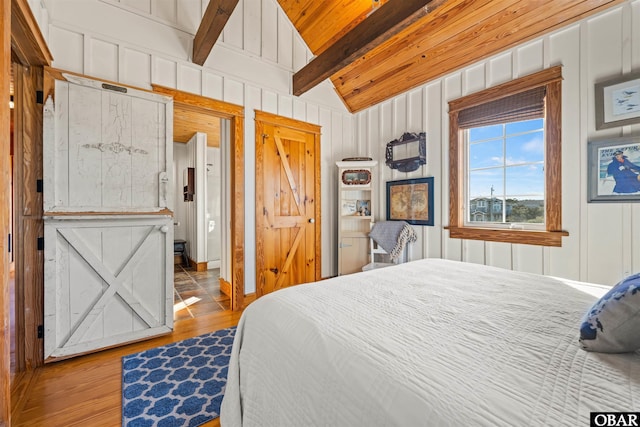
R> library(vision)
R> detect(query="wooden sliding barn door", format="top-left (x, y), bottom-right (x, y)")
top-left (255, 111), bottom-right (321, 297)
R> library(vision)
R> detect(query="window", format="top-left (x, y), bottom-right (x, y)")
top-left (467, 119), bottom-right (544, 228)
top-left (446, 66), bottom-right (568, 246)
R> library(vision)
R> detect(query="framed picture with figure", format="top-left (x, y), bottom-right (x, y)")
top-left (587, 136), bottom-right (640, 202)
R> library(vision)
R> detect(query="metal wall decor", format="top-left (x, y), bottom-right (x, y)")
top-left (385, 132), bottom-right (426, 172)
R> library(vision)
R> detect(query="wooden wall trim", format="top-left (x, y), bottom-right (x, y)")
top-left (219, 277), bottom-right (231, 298)
top-left (448, 66), bottom-right (563, 112)
top-left (187, 258), bottom-right (208, 272)
top-left (10, 0), bottom-right (52, 66)
top-left (1, 0), bottom-right (11, 422)
top-left (152, 85), bottom-right (244, 119)
top-left (254, 110), bottom-right (321, 134)
top-left (242, 292), bottom-right (257, 308)
top-left (446, 66), bottom-right (567, 247)
top-left (230, 113), bottom-right (245, 311)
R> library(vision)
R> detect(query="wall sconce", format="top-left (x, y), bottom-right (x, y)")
top-left (9, 95), bottom-right (14, 109)
top-left (385, 132), bottom-right (426, 172)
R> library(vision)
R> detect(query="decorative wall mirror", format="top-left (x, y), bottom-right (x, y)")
top-left (385, 132), bottom-right (426, 172)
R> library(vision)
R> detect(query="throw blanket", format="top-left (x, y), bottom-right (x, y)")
top-left (369, 221), bottom-right (417, 261)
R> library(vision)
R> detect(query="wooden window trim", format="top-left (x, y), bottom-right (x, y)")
top-left (445, 66), bottom-right (568, 247)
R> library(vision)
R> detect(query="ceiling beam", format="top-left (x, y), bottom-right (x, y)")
top-left (192, 0), bottom-right (239, 66)
top-left (293, 0), bottom-right (443, 96)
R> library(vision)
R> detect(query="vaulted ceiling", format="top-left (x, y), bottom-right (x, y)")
top-left (195, 0), bottom-right (624, 113)
top-left (278, 0), bottom-right (623, 113)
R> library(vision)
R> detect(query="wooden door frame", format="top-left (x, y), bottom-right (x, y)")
top-left (152, 85), bottom-right (245, 311)
top-left (3, 0), bottom-right (52, 423)
top-left (12, 62), bottom-right (44, 372)
top-left (254, 110), bottom-right (322, 295)
top-left (1, 2), bottom-right (10, 423)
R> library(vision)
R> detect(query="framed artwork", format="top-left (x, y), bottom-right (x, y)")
top-left (587, 136), bottom-right (640, 202)
top-left (595, 72), bottom-right (640, 130)
top-left (356, 199), bottom-right (371, 216)
top-left (386, 177), bottom-right (434, 226)
top-left (341, 200), bottom-right (357, 216)
top-left (341, 169), bottom-right (371, 186)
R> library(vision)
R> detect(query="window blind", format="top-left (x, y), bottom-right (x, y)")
top-left (458, 86), bottom-right (546, 129)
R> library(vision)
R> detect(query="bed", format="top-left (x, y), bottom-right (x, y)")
top-left (220, 258), bottom-right (640, 426)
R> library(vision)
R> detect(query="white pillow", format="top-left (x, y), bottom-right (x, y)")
top-left (579, 272), bottom-right (640, 353)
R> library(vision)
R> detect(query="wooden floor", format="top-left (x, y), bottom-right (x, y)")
top-left (10, 309), bottom-right (242, 426)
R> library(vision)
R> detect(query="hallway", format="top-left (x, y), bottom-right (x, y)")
top-left (173, 266), bottom-right (231, 321)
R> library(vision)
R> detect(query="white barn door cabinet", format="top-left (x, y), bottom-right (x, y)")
top-left (42, 74), bottom-right (174, 361)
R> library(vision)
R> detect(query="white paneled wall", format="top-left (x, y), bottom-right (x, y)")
top-left (44, 0), bottom-right (353, 292)
top-left (38, 0), bottom-right (640, 290)
top-left (94, 0), bottom-right (312, 77)
top-left (354, 1), bottom-right (640, 286)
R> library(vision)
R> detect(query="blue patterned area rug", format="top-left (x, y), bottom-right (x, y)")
top-left (122, 327), bottom-right (236, 427)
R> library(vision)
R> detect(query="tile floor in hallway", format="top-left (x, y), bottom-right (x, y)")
top-left (173, 265), bottom-right (231, 321)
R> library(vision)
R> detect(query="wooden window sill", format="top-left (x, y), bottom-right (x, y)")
top-left (445, 226), bottom-right (569, 247)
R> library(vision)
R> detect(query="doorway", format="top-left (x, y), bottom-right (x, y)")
top-left (153, 85), bottom-right (245, 310)
top-left (172, 123), bottom-right (228, 319)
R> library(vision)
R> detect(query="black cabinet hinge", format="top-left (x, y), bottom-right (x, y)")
top-left (37, 237), bottom-right (44, 251)
top-left (37, 325), bottom-right (44, 339)
top-left (36, 179), bottom-right (43, 193)
top-left (36, 90), bottom-right (44, 104)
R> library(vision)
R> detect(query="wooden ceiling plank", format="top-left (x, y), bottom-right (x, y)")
top-left (300, 1), bottom-right (372, 54)
top-left (192, 0), bottom-right (240, 66)
top-left (335, 0), bottom-right (520, 95)
top-left (340, 0), bottom-right (623, 112)
top-left (337, 0), bottom-right (606, 108)
top-left (173, 104), bottom-right (221, 146)
top-left (277, 0), bottom-right (318, 27)
top-left (292, 0), bottom-right (445, 96)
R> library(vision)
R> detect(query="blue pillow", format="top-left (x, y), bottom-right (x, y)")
top-left (579, 272), bottom-right (640, 353)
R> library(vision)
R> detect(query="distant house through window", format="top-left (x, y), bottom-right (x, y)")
top-left (446, 66), bottom-right (568, 247)
top-left (467, 118), bottom-right (544, 228)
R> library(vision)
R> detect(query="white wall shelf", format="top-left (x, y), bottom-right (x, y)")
top-left (337, 160), bottom-right (377, 275)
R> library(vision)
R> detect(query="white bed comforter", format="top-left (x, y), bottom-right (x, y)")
top-left (221, 259), bottom-right (640, 426)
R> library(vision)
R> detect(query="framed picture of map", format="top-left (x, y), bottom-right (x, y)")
top-left (386, 177), bottom-right (434, 226)
top-left (595, 71), bottom-right (640, 130)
